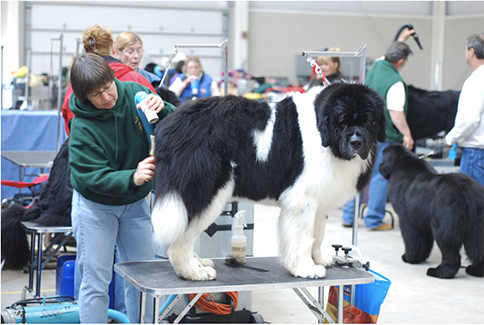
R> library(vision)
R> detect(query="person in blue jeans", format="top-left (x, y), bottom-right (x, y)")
top-left (342, 28), bottom-right (417, 230)
top-left (69, 53), bottom-right (175, 323)
top-left (444, 34), bottom-right (484, 188)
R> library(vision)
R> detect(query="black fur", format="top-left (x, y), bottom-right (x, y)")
top-left (380, 143), bottom-right (483, 278)
top-left (154, 82), bottom-right (386, 222)
top-left (406, 85), bottom-right (459, 140)
top-left (156, 86), bottom-right (182, 108)
top-left (1, 139), bottom-right (72, 270)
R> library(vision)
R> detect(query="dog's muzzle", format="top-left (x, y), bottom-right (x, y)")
top-left (342, 135), bottom-right (370, 160)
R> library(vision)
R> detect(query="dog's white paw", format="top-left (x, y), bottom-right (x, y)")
top-left (292, 264), bottom-right (327, 279)
top-left (313, 254), bottom-right (333, 267)
top-left (179, 266), bottom-right (217, 281)
top-left (198, 258), bottom-right (214, 268)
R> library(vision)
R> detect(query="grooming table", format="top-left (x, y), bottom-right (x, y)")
top-left (2, 151), bottom-right (57, 195)
top-left (115, 257), bottom-right (374, 324)
top-left (20, 221), bottom-right (74, 299)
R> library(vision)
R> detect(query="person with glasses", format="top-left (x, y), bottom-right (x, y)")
top-left (114, 31), bottom-right (161, 85)
top-left (169, 56), bottom-right (221, 102)
top-left (62, 25), bottom-right (157, 136)
top-left (444, 34), bottom-right (484, 188)
top-left (68, 53), bottom-right (176, 323)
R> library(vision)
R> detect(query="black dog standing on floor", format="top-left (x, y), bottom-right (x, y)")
top-left (380, 143), bottom-right (483, 278)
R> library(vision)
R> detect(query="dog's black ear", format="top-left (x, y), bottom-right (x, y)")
top-left (319, 114), bottom-right (332, 147)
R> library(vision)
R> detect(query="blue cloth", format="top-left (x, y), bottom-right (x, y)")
top-left (342, 142), bottom-right (390, 228)
top-left (1, 110), bottom-right (68, 201)
top-left (72, 189), bottom-right (154, 323)
top-left (460, 147), bottom-right (484, 188)
top-left (138, 68), bottom-right (161, 84)
top-left (179, 73), bottom-right (213, 102)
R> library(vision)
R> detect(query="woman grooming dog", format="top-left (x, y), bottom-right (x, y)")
top-left (68, 53), bottom-right (175, 323)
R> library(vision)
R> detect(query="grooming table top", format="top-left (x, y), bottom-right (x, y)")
top-left (21, 221), bottom-right (72, 234)
top-left (114, 256), bottom-right (374, 297)
top-left (2, 151), bottom-right (57, 168)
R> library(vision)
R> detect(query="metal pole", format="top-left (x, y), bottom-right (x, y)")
top-left (51, 34), bottom-right (64, 152)
top-left (1, 45), bottom-right (3, 110)
top-left (25, 50), bottom-right (31, 109)
top-left (75, 37), bottom-right (82, 58)
top-left (174, 39), bottom-right (229, 95)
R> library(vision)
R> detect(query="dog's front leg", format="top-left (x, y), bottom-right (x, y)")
top-left (312, 212), bottom-right (333, 267)
top-left (278, 204), bottom-right (327, 278)
top-left (168, 228), bottom-right (216, 281)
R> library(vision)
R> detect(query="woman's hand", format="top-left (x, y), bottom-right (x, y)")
top-left (133, 156), bottom-right (156, 186)
top-left (137, 93), bottom-right (164, 114)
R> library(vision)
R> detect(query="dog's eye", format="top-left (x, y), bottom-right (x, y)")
top-left (366, 121), bottom-right (370, 125)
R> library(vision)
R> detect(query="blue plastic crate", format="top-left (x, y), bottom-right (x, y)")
top-left (56, 255), bottom-right (115, 309)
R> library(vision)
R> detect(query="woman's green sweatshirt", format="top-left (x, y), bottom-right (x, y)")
top-left (69, 79), bottom-right (176, 205)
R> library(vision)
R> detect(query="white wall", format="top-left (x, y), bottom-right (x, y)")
top-left (2, 1), bottom-right (484, 97)
top-left (246, 1), bottom-right (484, 90)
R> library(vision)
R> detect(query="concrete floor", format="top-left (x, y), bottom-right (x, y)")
top-left (2, 203), bottom-right (484, 323)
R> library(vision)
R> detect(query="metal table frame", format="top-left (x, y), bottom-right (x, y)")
top-left (115, 257), bottom-right (374, 324)
top-left (20, 221), bottom-right (73, 299)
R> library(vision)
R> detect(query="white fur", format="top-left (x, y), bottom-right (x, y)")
top-left (253, 104), bottom-right (277, 162)
top-left (155, 178), bottom-right (236, 280)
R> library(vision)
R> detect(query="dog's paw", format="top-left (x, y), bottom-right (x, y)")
top-left (313, 254), bottom-right (333, 267)
top-left (292, 264), bottom-right (327, 279)
top-left (466, 263), bottom-right (483, 277)
top-left (198, 258), bottom-right (214, 268)
top-left (402, 254), bottom-right (420, 264)
top-left (427, 266), bottom-right (456, 279)
top-left (181, 266), bottom-right (217, 281)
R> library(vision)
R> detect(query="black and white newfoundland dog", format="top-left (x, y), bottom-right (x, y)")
top-left (152, 82), bottom-right (386, 281)
top-left (380, 143), bottom-right (483, 278)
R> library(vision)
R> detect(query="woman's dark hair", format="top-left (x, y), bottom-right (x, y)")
top-left (70, 53), bottom-right (115, 103)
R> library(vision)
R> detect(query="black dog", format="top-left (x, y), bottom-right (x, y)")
top-left (380, 143), bottom-right (483, 278)
top-left (406, 85), bottom-right (459, 141)
top-left (1, 139), bottom-right (72, 270)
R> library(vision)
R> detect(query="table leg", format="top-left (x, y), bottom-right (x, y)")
top-left (318, 286), bottom-right (324, 324)
top-left (337, 284), bottom-right (344, 324)
top-left (35, 233), bottom-right (44, 297)
top-left (174, 292), bottom-right (203, 324)
top-left (140, 291), bottom-right (147, 324)
top-left (153, 296), bottom-right (160, 324)
top-left (28, 232), bottom-right (35, 295)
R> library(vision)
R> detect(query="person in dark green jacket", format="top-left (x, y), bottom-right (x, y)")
top-left (68, 53), bottom-right (175, 323)
top-left (342, 28), bottom-right (417, 230)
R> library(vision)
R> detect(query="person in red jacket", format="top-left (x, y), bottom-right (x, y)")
top-left (62, 25), bottom-right (156, 135)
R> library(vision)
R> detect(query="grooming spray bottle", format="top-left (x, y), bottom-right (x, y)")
top-left (231, 210), bottom-right (247, 264)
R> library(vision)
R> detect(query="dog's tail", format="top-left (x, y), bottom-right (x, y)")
top-left (1, 204), bottom-right (42, 270)
top-left (151, 192), bottom-right (188, 247)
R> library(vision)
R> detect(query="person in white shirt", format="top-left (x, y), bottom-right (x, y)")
top-left (444, 34), bottom-right (484, 187)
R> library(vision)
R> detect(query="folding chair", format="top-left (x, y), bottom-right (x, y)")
top-left (1, 174), bottom-right (49, 208)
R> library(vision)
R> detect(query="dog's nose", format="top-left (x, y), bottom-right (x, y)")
top-left (350, 137), bottom-right (363, 151)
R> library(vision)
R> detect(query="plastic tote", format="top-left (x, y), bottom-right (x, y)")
top-left (325, 270), bottom-right (391, 323)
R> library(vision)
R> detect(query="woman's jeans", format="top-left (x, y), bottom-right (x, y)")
top-left (460, 147), bottom-right (484, 188)
top-left (71, 189), bottom-right (154, 323)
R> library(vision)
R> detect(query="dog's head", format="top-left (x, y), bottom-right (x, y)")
top-left (315, 82), bottom-right (386, 160)
top-left (379, 143), bottom-right (409, 179)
